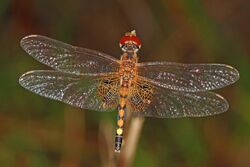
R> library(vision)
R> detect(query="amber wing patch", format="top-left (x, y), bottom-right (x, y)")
top-left (128, 77), bottom-right (154, 113)
top-left (97, 75), bottom-right (120, 108)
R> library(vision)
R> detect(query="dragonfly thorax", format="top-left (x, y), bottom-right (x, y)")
top-left (119, 53), bottom-right (138, 87)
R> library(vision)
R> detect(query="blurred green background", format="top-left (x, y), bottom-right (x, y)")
top-left (0, 0), bottom-right (250, 166)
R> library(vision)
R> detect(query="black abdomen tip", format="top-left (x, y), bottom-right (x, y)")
top-left (115, 136), bottom-right (123, 153)
top-left (115, 143), bottom-right (122, 153)
top-left (115, 136), bottom-right (123, 143)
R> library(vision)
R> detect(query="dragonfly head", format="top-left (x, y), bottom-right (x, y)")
top-left (119, 30), bottom-right (141, 53)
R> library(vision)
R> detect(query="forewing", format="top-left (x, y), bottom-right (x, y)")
top-left (20, 35), bottom-right (120, 75)
top-left (137, 62), bottom-right (239, 92)
top-left (19, 70), bottom-right (119, 112)
top-left (129, 77), bottom-right (229, 118)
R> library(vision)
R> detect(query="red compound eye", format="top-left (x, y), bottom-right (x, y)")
top-left (119, 31), bottom-right (142, 48)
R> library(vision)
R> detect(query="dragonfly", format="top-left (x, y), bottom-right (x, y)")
top-left (19, 30), bottom-right (239, 153)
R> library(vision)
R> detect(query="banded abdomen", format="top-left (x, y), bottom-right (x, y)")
top-left (115, 82), bottom-right (128, 152)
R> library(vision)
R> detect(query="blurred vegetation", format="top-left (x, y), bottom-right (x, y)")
top-left (0, 0), bottom-right (250, 166)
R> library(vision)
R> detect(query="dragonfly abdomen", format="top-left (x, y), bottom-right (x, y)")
top-left (115, 81), bottom-right (129, 152)
top-left (115, 103), bottom-right (126, 152)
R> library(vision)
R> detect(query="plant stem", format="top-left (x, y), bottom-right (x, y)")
top-left (119, 117), bottom-right (145, 167)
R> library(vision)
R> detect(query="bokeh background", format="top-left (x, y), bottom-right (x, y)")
top-left (0, 0), bottom-right (250, 166)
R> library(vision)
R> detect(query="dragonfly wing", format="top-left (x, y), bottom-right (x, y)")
top-left (129, 77), bottom-right (229, 118)
top-left (19, 70), bottom-right (119, 112)
top-left (20, 35), bottom-right (120, 75)
top-left (137, 62), bottom-right (239, 92)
